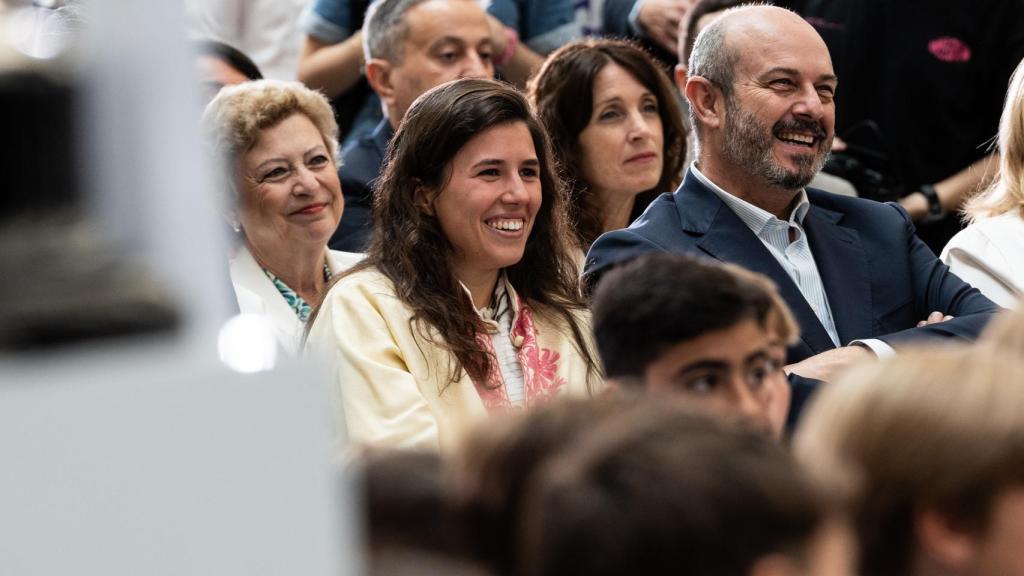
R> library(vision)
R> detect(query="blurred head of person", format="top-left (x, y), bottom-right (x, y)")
top-left (449, 396), bottom-right (631, 575)
top-left (528, 38), bottom-right (686, 251)
top-left (676, 0), bottom-right (747, 76)
top-left (351, 77), bottom-right (596, 387)
top-left (358, 449), bottom-right (493, 576)
top-left (193, 39), bottom-right (263, 104)
top-left (979, 303), bottom-right (1024, 352)
top-left (964, 56), bottom-right (1024, 222)
top-left (591, 253), bottom-right (797, 437)
top-left (517, 396), bottom-right (855, 576)
top-left (795, 346), bottom-right (1024, 576)
top-left (203, 80), bottom-right (342, 304)
top-left (363, 0), bottom-right (494, 129)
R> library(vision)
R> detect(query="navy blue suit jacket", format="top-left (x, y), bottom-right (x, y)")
top-left (329, 118), bottom-right (393, 253)
top-left (584, 170), bottom-right (1001, 421)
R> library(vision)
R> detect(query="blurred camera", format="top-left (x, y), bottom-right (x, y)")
top-left (823, 151), bottom-right (904, 203)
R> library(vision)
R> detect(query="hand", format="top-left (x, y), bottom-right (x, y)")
top-left (636, 0), bottom-right (693, 54)
top-left (486, 15), bottom-right (508, 55)
top-left (917, 311), bottom-right (954, 327)
top-left (784, 345), bottom-right (875, 383)
top-left (831, 135), bottom-right (848, 152)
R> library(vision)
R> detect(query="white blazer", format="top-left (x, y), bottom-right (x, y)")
top-left (941, 211), bottom-right (1024, 308)
top-left (229, 245), bottom-right (363, 355)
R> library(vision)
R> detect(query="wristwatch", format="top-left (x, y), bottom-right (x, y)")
top-left (919, 184), bottom-right (943, 217)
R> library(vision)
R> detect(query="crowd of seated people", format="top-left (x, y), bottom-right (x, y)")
top-left (169, 0), bottom-right (1024, 572)
top-left (306, 79), bottom-right (602, 451)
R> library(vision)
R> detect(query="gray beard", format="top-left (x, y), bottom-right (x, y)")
top-left (721, 97), bottom-right (829, 191)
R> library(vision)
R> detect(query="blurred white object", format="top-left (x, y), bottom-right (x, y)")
top-left (218, 313), bottom-right (279, 373)
top-left (0, 342), bottom-right (359, 575)
top-left (79, 0), bottom-right (235, 339)
top-left (3, 5), bottom-right (70, 59)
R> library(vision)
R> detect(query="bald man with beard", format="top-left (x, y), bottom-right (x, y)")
top-left (583, 5), bottom-right (1000, 423)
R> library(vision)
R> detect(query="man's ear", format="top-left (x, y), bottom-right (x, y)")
top-left (915, 507), bottom-right (979, 571)
top-left (685, 75), bottom-right (725, 131)
top-left (674, 63), bottom-right (689, 92)
top-left (365, 58), bottom-right (396, 106)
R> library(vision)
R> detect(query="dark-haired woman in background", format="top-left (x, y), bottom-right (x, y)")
top-left (306, 78), bottom-right (601, 452)
top-left (193, 40), bottom-right (263, 103)
top-left (528, 38), bottom-right (687, 255)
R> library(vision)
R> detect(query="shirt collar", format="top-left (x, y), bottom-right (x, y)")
top-left (460, 273), bottom-right (520, 333)
top-left (690, 164), bottom-right (810, 234)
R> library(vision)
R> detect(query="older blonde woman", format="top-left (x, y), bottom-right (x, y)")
top-left (203, 80), bottom-right (360, 354)
top-left (941, 58), bottom-right (1024, 308)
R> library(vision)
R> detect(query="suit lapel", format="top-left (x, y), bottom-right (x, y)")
top-left (802, 203), bottom-right (872, 345)
top-left (674, 175), bottom-right (840, 355)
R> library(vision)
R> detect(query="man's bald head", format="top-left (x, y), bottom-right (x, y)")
top-left (686, 5), bottom-right (829, 97)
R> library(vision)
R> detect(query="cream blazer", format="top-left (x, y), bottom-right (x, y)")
top-left (941, 211), bottom-right (1024, 308)
top-left (229, 244), bottom-right (363, 355)
top-left (305, 267), bottom-right (600, 453)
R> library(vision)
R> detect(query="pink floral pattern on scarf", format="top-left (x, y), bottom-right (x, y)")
top-left (474, 303), bottom-right (567, 413)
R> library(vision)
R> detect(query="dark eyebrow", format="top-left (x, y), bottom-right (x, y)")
top-left (471, 158), bottom-right (505, 169)
top-left (594, 95), bottom-right (623, 107)
top-left (471, 158), bottom-right (540, 170)
top-left (743, 350), bottom-right (773, 366)
top-left (677, 359), bottom-right (731, 376)
top-left (594, 89), bottom-right (657, 108)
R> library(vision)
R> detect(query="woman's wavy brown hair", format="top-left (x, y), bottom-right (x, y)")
top-left (528, 38), bottom-right (687, 251)
top-left (328, 78), bottom-right (599, 389)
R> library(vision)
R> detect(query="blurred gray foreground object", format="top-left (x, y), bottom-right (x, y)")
top-left (0, 69), bottom-right (180, 350)
top-left (0, 345), bottom-right (359, 575)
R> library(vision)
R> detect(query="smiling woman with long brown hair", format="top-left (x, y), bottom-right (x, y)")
top-left (306, 78), bottom-right (601, 452)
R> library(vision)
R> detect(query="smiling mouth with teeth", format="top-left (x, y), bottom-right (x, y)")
top-left (487, 218), bottom-right (525, 232)
top-left (777, 131), bottom-right (816, 146)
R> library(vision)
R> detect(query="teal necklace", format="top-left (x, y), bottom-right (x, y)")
top-left (262, 260), bottom-right (332, 323)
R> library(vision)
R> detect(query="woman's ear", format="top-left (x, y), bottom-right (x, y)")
top-left (414, 182), bottom-right (435, 216)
